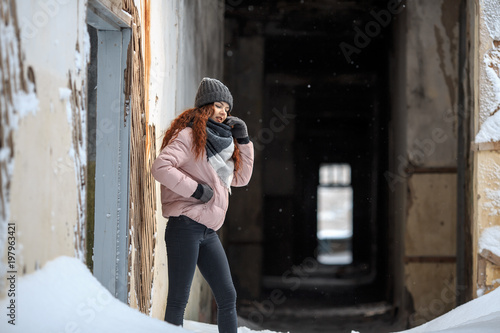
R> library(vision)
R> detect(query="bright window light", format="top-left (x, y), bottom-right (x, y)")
top-left (317, 163), bottom-right (353, 265)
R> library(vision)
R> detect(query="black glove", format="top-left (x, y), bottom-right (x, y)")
top-left (191, 183), bottom-right (214, 203)
top-left (224, 116), bottom-right (249, 144)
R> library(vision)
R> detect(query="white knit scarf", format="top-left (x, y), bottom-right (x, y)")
top-left (205, 119), bottom-right (235, 190)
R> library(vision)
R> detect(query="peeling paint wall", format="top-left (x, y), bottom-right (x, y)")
top-left (0, 0), bottom-right (88, 285)
top-left (0, 0), bottom-right (39, 298)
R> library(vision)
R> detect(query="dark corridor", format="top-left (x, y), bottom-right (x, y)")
top-left (223, 1), bottom-right (405, 332)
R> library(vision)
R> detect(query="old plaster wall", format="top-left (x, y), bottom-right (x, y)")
top-left (0, 0), bottom-right (38, 298)
top-left (2, 0), bottom-right (88, 286)
top-left (148, 0), bottom-right (225, 322)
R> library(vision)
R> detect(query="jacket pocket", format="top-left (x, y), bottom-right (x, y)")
top-left (213, 182), bottom-right (229, 212)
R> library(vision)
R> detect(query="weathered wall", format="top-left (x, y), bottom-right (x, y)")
top-left (148, 0), bottom-right (225, 322)
top-left (0, 0), bottom-right (88, 292)
top-left (406, 1), bottom-right (459, 168)
top-left (0, 0), bottom-right (39, 298)
top-left (390, 0), bottom-right (460, 326)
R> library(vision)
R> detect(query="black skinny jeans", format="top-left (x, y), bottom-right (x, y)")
top-left (164, 215), bottom-right (237, 333)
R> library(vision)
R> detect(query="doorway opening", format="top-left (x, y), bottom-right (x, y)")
top-left (224, 0), bottom-right (403, 332)
top-left (223, 0), bottom-right (398, 331)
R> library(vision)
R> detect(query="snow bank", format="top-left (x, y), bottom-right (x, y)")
top-left (0, 256), bottom-right (279, 333)
top-left (0, 256), bottom-right (188, 333)
top-left (394, 287), bottom-right (500, 333)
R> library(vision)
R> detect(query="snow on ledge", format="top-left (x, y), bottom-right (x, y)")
top-left (475, 109), bottom-right (500, 143)
top-left (0, 256), bottom-right (278, 333)
top-left (479, 226), bottom-right (500, 257)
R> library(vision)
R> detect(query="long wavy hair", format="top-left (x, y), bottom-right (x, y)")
top-left (160, 104), bottom-right (241, 172)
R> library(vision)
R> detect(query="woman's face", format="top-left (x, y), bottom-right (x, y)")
top-left (210, 101), bottom-right (230, 123)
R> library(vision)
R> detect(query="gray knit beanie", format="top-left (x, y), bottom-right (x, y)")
top-left (194, 77), bottom-right (233, 111)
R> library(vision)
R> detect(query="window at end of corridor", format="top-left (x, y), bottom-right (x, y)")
top-left (317, 163), bottom-right (353, 265)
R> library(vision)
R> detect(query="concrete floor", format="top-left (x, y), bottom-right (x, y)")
top-left (238, 300), bottom-right (409, 333)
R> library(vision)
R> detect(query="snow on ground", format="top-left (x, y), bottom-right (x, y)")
top-left (185, 320), bottom-right (279, 333)
top-left (0, 256), bottom-right (280, 333)
top-left (394, 286), bottom-right (500, 333)
top-left (2, 255), bottom-right (500, 333)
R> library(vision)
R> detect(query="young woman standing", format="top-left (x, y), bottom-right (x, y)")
top-left (152, 78), bottom-right (254, 333)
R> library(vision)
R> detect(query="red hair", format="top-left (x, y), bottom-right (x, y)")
top-left (160, 104), bottom-right (241, 172)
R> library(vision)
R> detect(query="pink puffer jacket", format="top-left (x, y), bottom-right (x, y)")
top-left (151, 127), bottom-right (254, 230)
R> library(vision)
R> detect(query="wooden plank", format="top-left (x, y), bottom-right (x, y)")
top-left (477, 256), bottom-right (486, 288)
top-left (480, 249), bottom-right (500, 266)
top-left (470, 141), bottom-right (500, 151)
top-left (87, 4), bottom-right (120, 30)
top-left (125, 13), bottom-right (157, 314)
top-left (88, 0), bottom-right (132, 30)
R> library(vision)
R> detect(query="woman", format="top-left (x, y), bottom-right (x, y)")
top-left (152, 77), bottom-right (254, 333)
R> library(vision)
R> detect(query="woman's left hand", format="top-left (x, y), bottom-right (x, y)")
top-left (225, 116), bottom-right (248, 139)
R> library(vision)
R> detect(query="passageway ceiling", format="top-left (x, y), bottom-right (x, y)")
top-left (226, 0), bottom-right (391, 49)
top-left (226, 0), bottom-right (391, 143)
